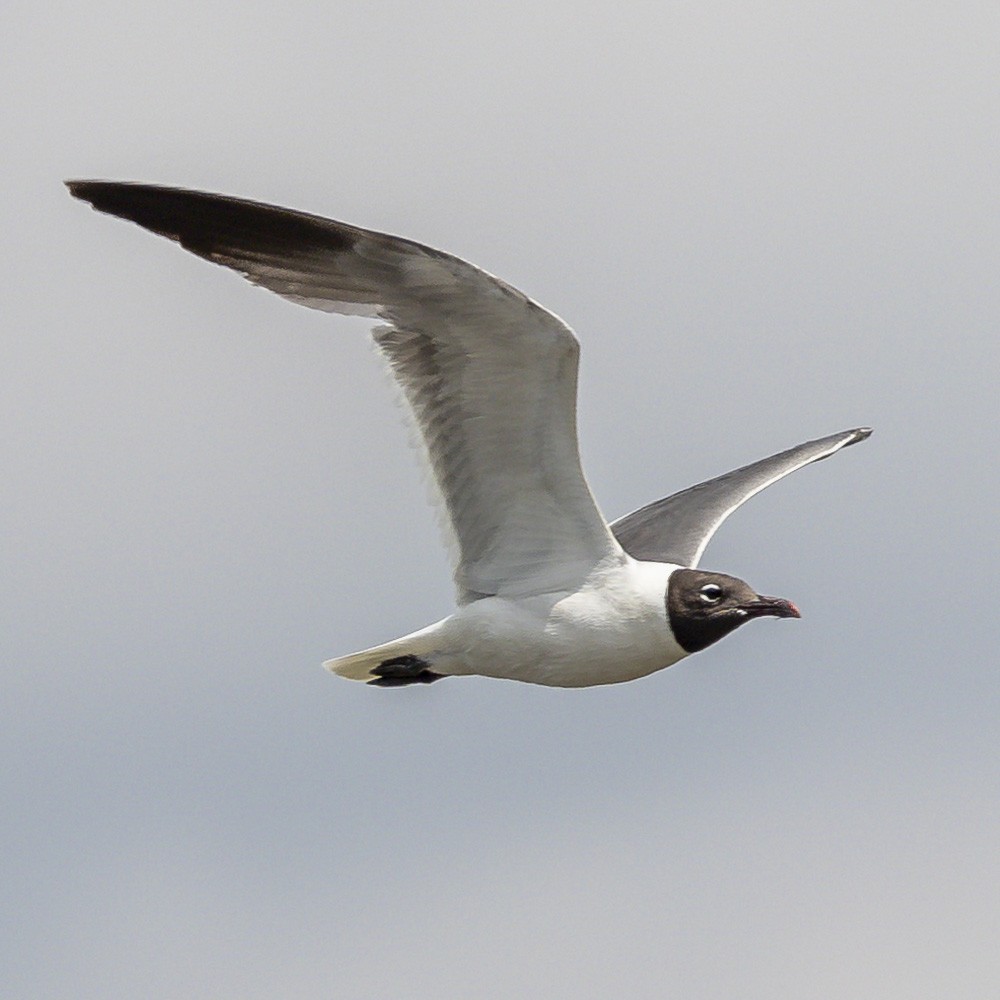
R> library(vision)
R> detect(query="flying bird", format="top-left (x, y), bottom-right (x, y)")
top-left (67, 181), bottom-right (871, 688)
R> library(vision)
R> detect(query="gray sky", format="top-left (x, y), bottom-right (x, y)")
top-left (4, 2), bottom-right (999, 997)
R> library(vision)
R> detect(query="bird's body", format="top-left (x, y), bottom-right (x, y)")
top-left (336, 556), bottom-right (683, 688)
top-left (68, 180), bottom-right (870, 688)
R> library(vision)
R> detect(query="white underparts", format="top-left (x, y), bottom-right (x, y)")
top-left (325, 558), bottom-right (688, 688)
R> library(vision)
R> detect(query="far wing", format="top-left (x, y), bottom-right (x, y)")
top-left (610, 428), bottom-right (872, 567)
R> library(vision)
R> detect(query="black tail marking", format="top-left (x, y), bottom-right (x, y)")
top-left (368, 654), bottom-right (445, 687)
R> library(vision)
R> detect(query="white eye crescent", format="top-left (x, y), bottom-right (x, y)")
top-left (699, 583), bottom-right (724, 603)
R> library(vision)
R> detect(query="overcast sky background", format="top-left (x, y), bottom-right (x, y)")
top-left (4, 2), bottom-right (999, 997)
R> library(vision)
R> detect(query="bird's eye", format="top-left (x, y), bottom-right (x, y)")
top-left (699, 583), bottom-right (724, 603)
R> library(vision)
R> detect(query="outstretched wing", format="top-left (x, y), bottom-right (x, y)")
top-left (68, 181), bottom-right (624, 602)
top-left (611, 428), bottom-right (872, 567)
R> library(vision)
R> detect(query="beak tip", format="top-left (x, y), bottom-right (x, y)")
top-left (773, 598), bottom-right (801, 620)
top-left (750, 596), bottom-right (801, 620)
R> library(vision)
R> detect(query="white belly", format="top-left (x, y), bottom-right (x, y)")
top-left (435, 559), bottom-right (688, 688)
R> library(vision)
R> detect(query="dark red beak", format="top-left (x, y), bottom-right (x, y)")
top-left (742, 596), bottom-right (801, 620)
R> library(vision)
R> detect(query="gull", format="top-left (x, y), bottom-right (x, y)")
top-left (67, 181), bottom-right (871, 688)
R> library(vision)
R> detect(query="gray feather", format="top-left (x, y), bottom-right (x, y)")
top-left (66, 181), bottom-right (624, 602)
top-left (611, 428), bottom-right (872, 567)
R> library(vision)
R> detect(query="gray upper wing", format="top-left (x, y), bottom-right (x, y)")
top-left (67, 181), bottom-right (625, 603)
top-left (610, 428), bottom-right (872, 568)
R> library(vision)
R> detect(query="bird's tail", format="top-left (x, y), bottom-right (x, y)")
top-left (324, 622), bottom-right (447, 685)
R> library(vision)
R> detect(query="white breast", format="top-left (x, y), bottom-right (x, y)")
top-left (436, 558), bottom-right (688, 687)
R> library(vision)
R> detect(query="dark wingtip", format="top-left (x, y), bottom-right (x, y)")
top-left (65, 180), bottom-right (142, 216)
top-left (64, 179), bottom-right (356, 258)
top-left (65, 179), bottom-right (110, 203)
top-left (850, 427), bottom-right (874, 444)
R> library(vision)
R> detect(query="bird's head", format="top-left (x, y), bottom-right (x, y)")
top-left (666, 568), bottom-right (800, 654)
